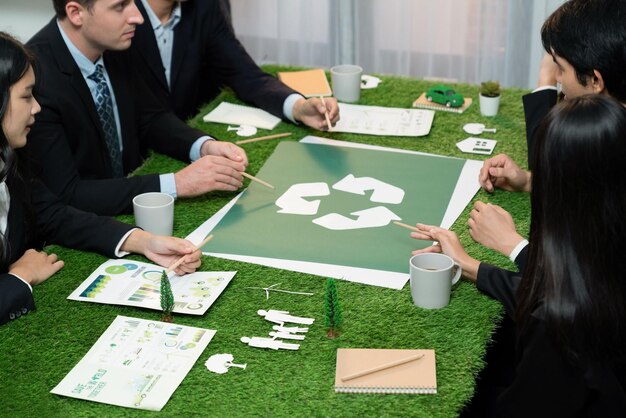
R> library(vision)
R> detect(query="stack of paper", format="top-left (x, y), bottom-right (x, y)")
top-left (202, 102), bottom-right (281, 130)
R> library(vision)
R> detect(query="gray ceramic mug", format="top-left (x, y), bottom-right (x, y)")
top-left (132, 192), bottom-right (174, 236)
top-left (409, 253), bottom-right (461, 309)
top-left (330, 64), bottom-right (363, 103)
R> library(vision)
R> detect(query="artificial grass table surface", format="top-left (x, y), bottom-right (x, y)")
top-left (0, 67), bottom-right (531, 417)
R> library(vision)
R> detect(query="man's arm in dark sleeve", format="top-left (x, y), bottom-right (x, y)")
top-left (523, 89), bottom-right (557, 168)
top-left (0, 275), bottom-right (35, 326)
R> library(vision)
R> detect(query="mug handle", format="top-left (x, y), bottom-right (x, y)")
top-left (451, 263), bottom-right (462, 285)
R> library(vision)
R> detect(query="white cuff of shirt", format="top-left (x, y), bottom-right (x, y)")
top-left (283, 93), bottom-right (305, 124)
top-left (190, 135), bottom-right (215, 162)
top-left (159, 173), bottom-right (177, 199)
top-left (9, 273), bottom-right (33, 293)
top-left (114, 228), bottom-right (140, 257)
top-left (532, 85), bottom-right (558, 93)
top-left (509, 239), bottom-right (529, 263)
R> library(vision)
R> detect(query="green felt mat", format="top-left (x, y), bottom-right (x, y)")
top-left (0, 66), bottom-right (531, 417)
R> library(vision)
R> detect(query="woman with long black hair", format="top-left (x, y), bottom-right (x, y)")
top-left (0, 32), bottom-right (201, 325)
top-left (411, 94), bottom-right (626, 416)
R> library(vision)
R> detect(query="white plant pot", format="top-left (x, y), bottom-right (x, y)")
top-left (479, 94), bottom-right (500, 117)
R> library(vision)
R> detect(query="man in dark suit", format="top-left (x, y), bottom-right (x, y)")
top-left (470, 0), bottom-right (626, 265)
top-left (131, 0), bottom-right (339, 128)
top-left (26, 0), bottom-right (249, 216)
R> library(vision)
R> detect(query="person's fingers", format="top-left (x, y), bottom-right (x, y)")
top-left (48, 253), bottom-right (59, 263)
top-left (53, 259), bottom-right (65, 271)
top-left (412, 244), bottom-right (443, 255)
top-left (410, 231), bottom-right (432, 240)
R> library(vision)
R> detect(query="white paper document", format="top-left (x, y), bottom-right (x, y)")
top-left (331, 103), bottom-right (435, 136)
top-left (202, 102), bottom-right (281, 130)
top-left (68, 259), bottom-right (235, 315)
top-left (187, 136), bottom-right (481, 290)
top-left (51, 316), bottom-right (215, 411)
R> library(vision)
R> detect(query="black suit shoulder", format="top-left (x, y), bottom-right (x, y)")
top-left (27, 20), bottom-right (204, 215)
top-left (523, 89), bottom-right (558, 168)
top-left (133, 0), bottom-right (297, 120)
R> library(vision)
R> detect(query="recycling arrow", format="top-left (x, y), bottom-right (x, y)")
top-left (312, 206), bottom-right (401, 230)
top-left (332, 174), bottom-right (404, 204)
top-left (275, 182), bottom-right (330, 215)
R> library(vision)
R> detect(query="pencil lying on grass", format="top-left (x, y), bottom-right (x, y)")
top-left (242, 172), bottom-right (275, 189)
top-left (393, 221), bottom-right (422, 233)
top-left (165, 234), bottom-right (214, 275)
top-left (235, 132), bottom-right (291, 145)
top-left (320, 96), bottom-right (333, 129)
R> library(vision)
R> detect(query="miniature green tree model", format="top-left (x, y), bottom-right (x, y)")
top-left (324, 278), bottom-right (342, 338)
top-left (160, 270), bottom-right (175, 322)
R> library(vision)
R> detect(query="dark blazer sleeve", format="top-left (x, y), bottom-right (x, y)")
top-left (31, 179), bottom-right (134, 258)
top-left (133, 1), bottom-right (299, 121)
top-left (523, 89), bottom-right (557, 168)
top-left (476, 263), bottom-right (521, 316)
top-left (201, 1), bottom-right (297, 119)
top-left (0, 274), bottom-right (35, 326)
top-left (514, 245), bottom-right (528, 273)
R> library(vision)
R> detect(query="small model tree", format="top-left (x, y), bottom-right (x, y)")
top-left (160, 270), bottom-right (175, 322)
top-left (324, 278), bottom-right (342, 338)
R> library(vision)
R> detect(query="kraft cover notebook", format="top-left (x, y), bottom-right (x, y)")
top-left (335, 348), bottom-right (437, 394)
top-left (278, 68), bottom-right (333, 98)
top-left (412, 92), bottom-right (472, 114)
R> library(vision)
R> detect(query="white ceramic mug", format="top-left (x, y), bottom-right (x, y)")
top-left (409, 253), bottom-right (461, 309)
top-left (330, 64), bottom-right (363, 103)
top-left (132, 192), bottom-right (174, 236)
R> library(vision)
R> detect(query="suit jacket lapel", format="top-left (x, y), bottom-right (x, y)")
top-left (46, 21), bottom-right (103, 138)
top-left (135, 0), bottom-right (169, 91)
top-left (171, 1), bottom-right (194, 89)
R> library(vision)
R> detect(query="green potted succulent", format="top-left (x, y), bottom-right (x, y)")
top-left (479, 80), bottom-right (501, 116)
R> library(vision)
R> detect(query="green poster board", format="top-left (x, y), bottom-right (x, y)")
top-left (205, 142), bottom-right (466, 274)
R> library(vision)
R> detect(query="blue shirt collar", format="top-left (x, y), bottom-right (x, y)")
top-left (140, 0), bottom-right (182, 30)
top-left (56, 19), bottom-right (104, 78)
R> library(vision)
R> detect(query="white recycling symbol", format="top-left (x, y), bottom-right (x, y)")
top-left (275, 174), bottom-right (404, 230)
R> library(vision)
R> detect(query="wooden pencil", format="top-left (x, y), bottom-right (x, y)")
top-left (165, 234), bottom-right (214, 274)
top-left (341, 353), bottom-right (425, 382)
top-left (393, 221), bottom-right (422, 233)
top-left (242, 172), bottom-right (275, 189)
top-left (320, 96), bottom-right (333, 129)
top-left (235, 132), bottom-right (291, 145)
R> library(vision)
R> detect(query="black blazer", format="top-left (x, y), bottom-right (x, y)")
top-left (477, 257), bottom-right (626, 417)
top-left (1, 172), bottom-right (133, 325)
top-left (132, 0), bottom-right (297, 121)
top-left (476, 245), bottom-right (528, 317)
top-left (522, 89), bottom-right (558, 168)
top-left (26, 19), bottom-right (207, 215)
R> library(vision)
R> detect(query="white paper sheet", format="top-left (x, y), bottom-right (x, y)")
top-left (51, 316), bottom-right (215, 411)
top-left (187, 136), bottom-right (481, 290)
top-left (330, 103), bottom-right (435, 136)
top-left (202, 102), bottom-right (281, 130)
top-left (68, 259), bottom-right (235, 315)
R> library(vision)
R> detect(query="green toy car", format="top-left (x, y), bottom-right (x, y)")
top-left (425, 85), bottom-right (465, 108)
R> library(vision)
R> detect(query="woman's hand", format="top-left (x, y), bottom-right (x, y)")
top-left (410, 224), bottom-right (480, 282)
top-left (121, 230), bottom-right (202, 276)
top-left (9, 249), bottom-right (64, 285)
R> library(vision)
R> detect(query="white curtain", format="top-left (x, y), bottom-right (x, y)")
top-left (231, 0), bottom-right (565, 89)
